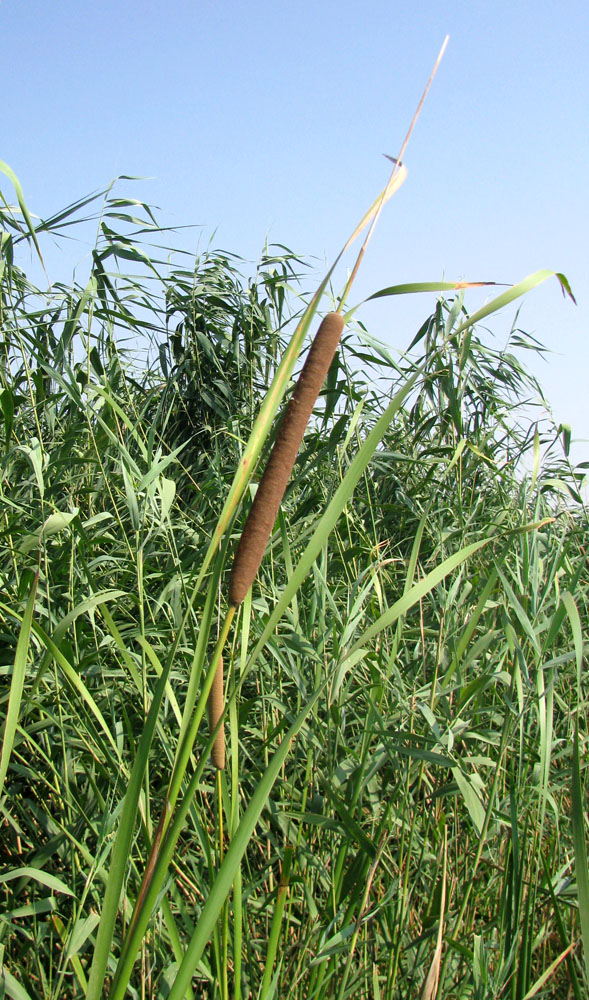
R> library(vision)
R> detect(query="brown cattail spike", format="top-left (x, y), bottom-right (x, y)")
top-left (208, 655), bottom-right (225, 769)
top-left (229, 311), bottom-right (344, 606)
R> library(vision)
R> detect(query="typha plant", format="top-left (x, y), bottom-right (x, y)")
top-left (1, 38), bottom-right (587, 1000)
top-left (207, 39), bottom-right (449, 776)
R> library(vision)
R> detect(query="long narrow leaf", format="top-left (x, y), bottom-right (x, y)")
top-left (0, 866), bottom-right (75, 896)
top-left (367, 279), bottom-right (500, 300)
top-left (452, 270), bottom-right (571, 338)
top-left (0, 571), bottom-right (38, 799)
top-left (0, 161), bottom-right (45, 267)
top-left (571, 720), bottom-right (589, 984)
top-left (346, 537), bottom-right (493, 658)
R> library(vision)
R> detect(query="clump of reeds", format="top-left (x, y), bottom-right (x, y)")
top-left (3, 41), bottom-right (586, 995)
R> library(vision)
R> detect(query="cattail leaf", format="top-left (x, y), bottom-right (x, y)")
top-left (367, 279), bottom-right (500, 301)
top-left (341, 161), bottom-right (407, 253)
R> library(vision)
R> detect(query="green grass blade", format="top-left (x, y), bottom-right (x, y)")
top-left (452, 270), bottom-right (570, 338)
top-left (260, 847), bottom-right (293, 1000)
top-left (560, 591), bottom-right (584, 697)
top-left (0, 866), bottom-right (75, 896)
top-left (31, 620), bottom-right (125, 766)
top-left (366, 279), bottom-right (500, 300)
top-left (109, 682), bottom-right (324, 1000)
top-left (496, 566), bottom-right (542, 656)
top-left (23, 584), bottom-right (125, 685)
top-left (0, 571), bottom-right (38, 799)
top-left (347, 537), bottom-right (493, 656)
top-left (0, 160), bottom-right (45, 267)
top-left (571, 719), bottom-right (589, 985)
top-left (539, 851), bottom-right (583, 999)
top-left (1, 967), bottom-right (34, 1000)
top-left (521, 944), bottom-right (575, 999)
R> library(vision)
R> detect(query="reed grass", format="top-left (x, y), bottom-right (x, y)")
top-left (0, 106), bottom-right (588, 1000)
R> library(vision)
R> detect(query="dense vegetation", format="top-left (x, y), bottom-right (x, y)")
top-left (0, 172), bottom-right (588, 999)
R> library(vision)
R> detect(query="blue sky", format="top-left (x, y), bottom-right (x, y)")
top-left (3, 0), bottom-right (587, 474)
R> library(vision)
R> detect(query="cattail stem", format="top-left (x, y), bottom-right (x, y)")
top-left (170, 606), bottom-right (235, 809)
top-left (229, 311), bottom-right (344, 606)
top-left (216, 767), bottom-right (229, 998)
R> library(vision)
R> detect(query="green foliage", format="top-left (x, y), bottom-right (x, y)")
top-left (0, 170), bottom-right (588, 1000)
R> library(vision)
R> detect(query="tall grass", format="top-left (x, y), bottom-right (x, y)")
top-left (0, 160), bottom-right (587, 1000)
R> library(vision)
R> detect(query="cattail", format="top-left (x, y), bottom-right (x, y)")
top-left (208, 655), bottom-right (225, 769)
top-left (229, 311), bottom-right (344, 606)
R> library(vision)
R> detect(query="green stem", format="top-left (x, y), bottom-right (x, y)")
top-left (260, 847), bottom-right (293, 1000)
top-left (218, 767), bottom-right (229, 1000)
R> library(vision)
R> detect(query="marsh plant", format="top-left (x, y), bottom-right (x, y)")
top-left (0, 153), bottom-right (588, 1000)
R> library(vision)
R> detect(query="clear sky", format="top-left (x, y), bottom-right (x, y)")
top-left (3, 0), bottom-right (588, 475)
